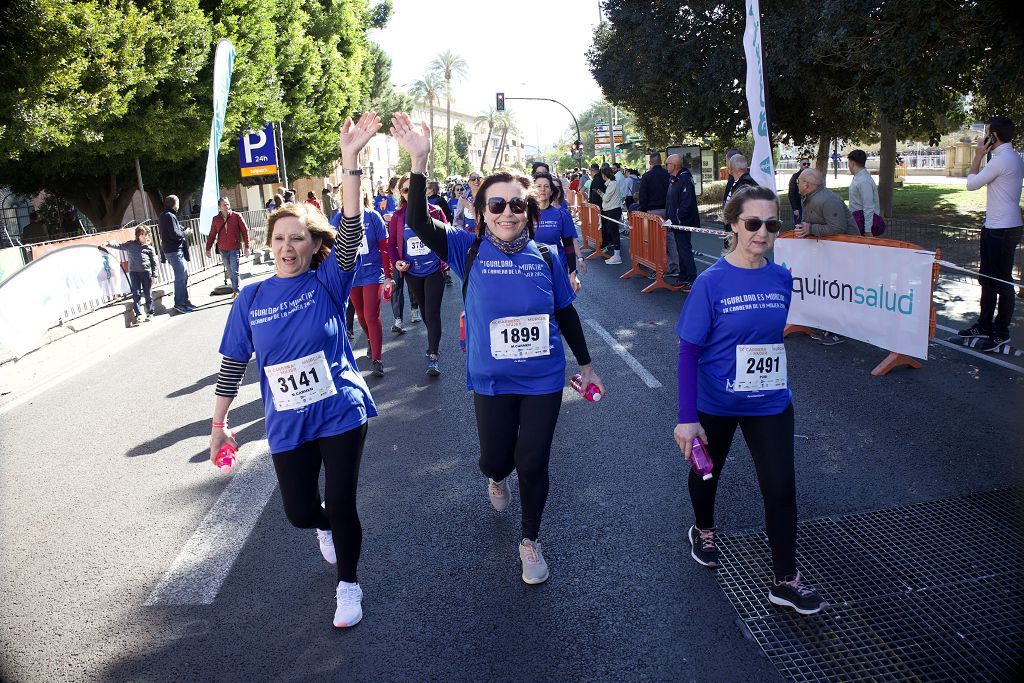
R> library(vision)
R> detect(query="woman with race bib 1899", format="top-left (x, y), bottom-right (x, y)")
top-left (674, 185), bottom-right (826, 615)
top-left (209, 112), bottom-right (383, 629)
top-left (392, 113), bottom-right (604, 585)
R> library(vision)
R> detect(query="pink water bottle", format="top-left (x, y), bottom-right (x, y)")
top-left (570, 373), bottom-right (602, 402)
top-left (690, 438), bottom-right (713, 480)
top-left (214, 438), bottom-right (237, 473)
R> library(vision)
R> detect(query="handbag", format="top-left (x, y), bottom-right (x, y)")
top-left (852, 210), bottom-right (886, 237)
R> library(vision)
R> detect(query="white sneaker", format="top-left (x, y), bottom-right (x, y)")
top-left (605, 250), bottom-right (622, 265)
top-left (317, 528), bottom-right (337, 564)
top-left (519, 539), bottom-right (550, 585)
top-left (410, 308), bottom-right (422, 323)
top-left (487, 478), bottom-right (510, 512)
top-left (333, 581), bottom-right (363, 628)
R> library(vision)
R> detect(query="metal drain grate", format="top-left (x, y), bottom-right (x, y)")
top-left (715, 488), bottom-right (1024, 681)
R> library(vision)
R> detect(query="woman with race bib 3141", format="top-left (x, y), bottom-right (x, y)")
top-left (392, 113), bottom-right (603, 585)
top-left (674, 185), bottom-right (827, 615)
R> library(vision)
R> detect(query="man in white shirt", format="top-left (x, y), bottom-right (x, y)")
top-left (959, 116), bottom-right (1024, 352)
top-left (846, 149), bottom-right (881, 235)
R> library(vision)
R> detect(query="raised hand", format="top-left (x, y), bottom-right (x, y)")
top-left (340, 111), bottom-right (382, 162)
top-left (390, 112), bottom-right (431, 172)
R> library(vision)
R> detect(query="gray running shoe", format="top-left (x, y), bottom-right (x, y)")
top-left (487, 478), bottom-right (510, 512)
top-left (519, 539), bottom-right (549, 585)
top-left (410, 308), bottom-right (422, 323)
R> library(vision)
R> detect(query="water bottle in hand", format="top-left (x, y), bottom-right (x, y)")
top-left (690, 438), bottom-right (713, 480)
top-left (570, 373), bottom-right (602, 402)
top-left (214, 437), bottom-right (237, 474)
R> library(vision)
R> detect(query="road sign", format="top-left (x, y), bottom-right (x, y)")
top-left (238, 124), bottom-right (278, 179)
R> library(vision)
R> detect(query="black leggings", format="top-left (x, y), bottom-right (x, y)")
top-left (405, 270), bottom-right (445, 355)
top-left (690, 404), bottom-right (796, 581)
top-left (474, 391), bottom-right (563, 541)
top-left (271, 423), bottom-right (367, 583)
top-left (601, 207), bottom-right (622, 250)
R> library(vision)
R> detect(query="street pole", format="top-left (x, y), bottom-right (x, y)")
top-left (134, 157), bottom-right (154, 223)
top-left (504, 96), bottom-right (583, 165)
top-left (833, 138), bottom-right (839, 180)
top-left (276, 122), bottom-right (289, 188)
top-left (609, 105), bottom-right (617, 165)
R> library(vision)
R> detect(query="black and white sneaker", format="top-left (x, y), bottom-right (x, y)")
top-left (957, 323), bottom-right (991, 339)
top-left (980, 335), bottom-right (1008, 353)
top-left (688, 524), bottom-right (720, 568)
top-left (768, 571), bottom-right (828, 615)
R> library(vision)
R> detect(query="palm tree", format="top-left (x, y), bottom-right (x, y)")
top-left (492, 112), bottom-right (518, 172)
top-left (475, 107), bottom-right (501, 172)
top-left (409, 72), bottom-right (444, 177)
top-left (429, 51), bottom-right (468, 177)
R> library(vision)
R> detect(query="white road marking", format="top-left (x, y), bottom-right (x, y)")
top-left (585, 318), bottom-right (663, 389)
top-left (931, 337), bottom-right (1024, 375)
top-left (145, 440), bottom-right (278, 606)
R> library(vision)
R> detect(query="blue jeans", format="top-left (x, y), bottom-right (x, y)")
top-left (165, 250), bottom-right (189, 307)
top-left (128, 271), bottom-right (154, 317)
top-left (222, 249), bottom-right (240, 291)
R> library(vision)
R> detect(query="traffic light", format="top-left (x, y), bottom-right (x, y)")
top-left (496, 92), bottom-right (505, 111)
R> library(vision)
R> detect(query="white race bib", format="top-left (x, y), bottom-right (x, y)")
top-left (406, 236), bottom-right (430, 257)
top-left (463, 206), bottom-right (475, 220)
top-left (264, 351), bottom-right (337, 410)
top-left (489, 315), bottom-right (550, 360)
top-left (734, 344), bottom-right (787, 392)
top-left (358, 232), bottom-right (369, 255)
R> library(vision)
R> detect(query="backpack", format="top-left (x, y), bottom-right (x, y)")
top-left (459, 237), bottom-right (554, 352)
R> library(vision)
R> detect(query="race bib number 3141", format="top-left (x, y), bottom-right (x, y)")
top-left (264, 351), bottom-right (337, 410)
top-left (734, 344), bottom-right (787, 392)
top-left (489, 315), bottom-right (550, 360)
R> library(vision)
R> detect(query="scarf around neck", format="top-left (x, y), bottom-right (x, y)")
top-left (484, 227), bottom-right (529, 255)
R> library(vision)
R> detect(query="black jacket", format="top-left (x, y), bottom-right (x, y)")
top-left (638, 164), bottom-right (670, 211)
top-left (666, 168), bottom-right (701, 228)
top-left (158, 209), bottom-right (189, 258)
top-left (588, 172), bottom-right (606, 205)
top-left (788, 169), bottom-right (804, 212)
top-left (723, 173), bottom-right (757, 209)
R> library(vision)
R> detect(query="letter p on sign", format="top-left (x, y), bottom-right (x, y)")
top-left (243, 129), bottom-right (267, 164)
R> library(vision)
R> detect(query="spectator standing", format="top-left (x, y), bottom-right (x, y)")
top-left (305, 191), bottom-right (323, 213)
top-left (283, 189), bottom-right (296, 204)
top-left (600, 167), bottom-right (623, 264)
top-left (722, 154), bottom-right (757, 209)
top-left (959, 116), bottom-right (1024, 352)
top-left (665, 154), bottom-right (700, 288)
top-left (60, 209), bottom-right (87, 237)
top-left (569, 173), bottom-right (580, 193)
top-left (106, 226), bottom-right (158, 325)
top-left (205, 196), bottom-right (251, 297)
top-left (158, 194), bottom-right (195, 313)
top-left (720, 148), bottom-right (741, 212)
top-left (322, 187), bottom-right (340, 220)
top-left (788, 158), bottom-right (810, 224)
top-left (846, 150), bottom-right (881, 236)
top-left (20, 211), bottom-right (49, 244)
top-left (587, 163), bottom-right (606, 207)
top-left (638, 152), bottom-right (674, 273)
top-left (427, 180), bottom-right (454, 223)
top-left (794, 168), bottom-right (859, 346)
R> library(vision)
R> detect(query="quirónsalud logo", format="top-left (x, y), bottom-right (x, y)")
top-left (779, 264), bottom-right (915, 315)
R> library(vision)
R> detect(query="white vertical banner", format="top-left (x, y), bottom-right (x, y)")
top-left (743, 0), bottom-right (775, 190)
top-left (775, 239), bottom-right (935, 359)
top-left (198, 39), bottom-right (236, 238)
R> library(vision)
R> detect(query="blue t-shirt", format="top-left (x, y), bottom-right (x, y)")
top-left (533, 206), bottom-right (578, 272)
top-left (403, 224), bottom-right (441, 277)
top-left (219, 247), bottom-right (377, 453)
top-left (332, 210), bottom-right (388, 287)
top-left (445, 230), bottom-right (575, 395)
top-left (675, 257), bottom-right (793, 416)
top-left (447, 197), bottom-right (459, 219)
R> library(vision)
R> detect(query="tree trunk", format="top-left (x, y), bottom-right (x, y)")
top-left (62, 171), bottom-right (139, 229)
top-left (814, 135), bottom-right (830, 176)
top-left (493, 127), bottom-right (508, 172)
top-left (445, 91), bottom-right (452, 177)
top-left (480, 123), bottom-right (494, 171)
top-left (877, 112), bottom-right (896, 218)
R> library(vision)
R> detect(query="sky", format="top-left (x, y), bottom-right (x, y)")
top-left (369, 0), bottom-right (605, 152)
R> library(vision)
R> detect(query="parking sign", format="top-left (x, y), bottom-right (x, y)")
top-left (238, 124), bottom-right (279, 178)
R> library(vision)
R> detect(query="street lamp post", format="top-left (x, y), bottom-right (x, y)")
top-left (502, 96), bottom-right (584, 163)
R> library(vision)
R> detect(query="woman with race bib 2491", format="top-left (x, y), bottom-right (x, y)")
top-left (392, 112), bottom-right (603, 585)
top-left (209, 112), bottom-right (383, 629)
top-left (674, 185), bottom-right (827, 615)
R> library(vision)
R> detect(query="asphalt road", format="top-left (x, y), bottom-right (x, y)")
top-left (1, 235), bottom-right (1021, 682)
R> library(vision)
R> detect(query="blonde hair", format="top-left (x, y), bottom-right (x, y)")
top-left (266, 202), bottom-right (336, 268)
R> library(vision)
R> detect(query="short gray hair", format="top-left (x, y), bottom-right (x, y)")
top-left (728, 154), bottom-right (748, 172)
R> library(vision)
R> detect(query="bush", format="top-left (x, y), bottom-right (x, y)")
top-left (698, 180), bottom-right (727, 205)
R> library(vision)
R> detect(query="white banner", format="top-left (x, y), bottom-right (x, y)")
top-left (743, 0), bottom-right (775, 190)
top-left (0, 245), bottom-right (130, 358)
top-left (774, 239), bottom-right (935, 359)
top-left (198, 39), bottom-right (236, 238)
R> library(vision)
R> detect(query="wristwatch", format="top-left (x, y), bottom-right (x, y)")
top-left (340, 168), bottom-right (363, 176)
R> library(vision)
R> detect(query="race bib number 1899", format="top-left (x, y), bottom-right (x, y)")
top-left (489, 315), bottom-right (550, 360)
top-left (733, 344), bottom-right (787, 392)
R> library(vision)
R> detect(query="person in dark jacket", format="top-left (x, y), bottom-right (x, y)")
top-left (158, 194), bottom-right (195, 313)
top-left (720, 148), bottom-right (741, 214)
top-left (665, 154), bottom-right (700, 288)
top-left (639, 152), bottom-right (674, 272)
top-left (427, 180), bottom-right (453, 223)
top-left (722, 154), bottom-right (758, 210)
top-left (587, 163), bottom-right (606, 206)
top-left (788, 158), bottom-right (810, 224)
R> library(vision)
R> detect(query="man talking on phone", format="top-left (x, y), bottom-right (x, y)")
top-left (959, 116), bottom-right (1024, 352)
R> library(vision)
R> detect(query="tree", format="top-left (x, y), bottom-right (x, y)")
top-left (409, 72), bottom-right (444, 177)
top-left (453, 123), bottom-right (470, 160)
top-left (360, 42), bottom-right (413, 132)
top-left (475, 107), bottom-right (500, 171)
top-left (491, 112), bottom-right (518, 172)
top-left (429, 50), bottom-right (468, 176)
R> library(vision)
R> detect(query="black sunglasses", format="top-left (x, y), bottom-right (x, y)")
top-left (469, 176), bottom-right (482, 182)
top-left (486, 197), bottom-right (528, 215)
top-left (739, 216), bottom-right (782, 233)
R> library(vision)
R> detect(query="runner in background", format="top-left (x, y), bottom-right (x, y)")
top-left (532, 172), bottom-right (581, 292)
top-left (455, 172), bottom-right (482, 232)
top-left (386, 173), bottom-right (449, 375)
top-left (674, 185), bottom-right (826, 615)
top-left (551, 175), bottom-right (587, 284)
top-left (334, 182), bottom-right (389, 377)
top-left (392, 113), bottom-right (603, 585)
top-left (209, 111), bottom-right (382, 629)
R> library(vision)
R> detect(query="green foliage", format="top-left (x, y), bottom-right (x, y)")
top-left (360, 43), bottom-right (413, 130)
top-left (453, 123), bottom-right (470, 159)
top-left (0, 0), bottom-right (378, 226)
top-left (367, 0), bottom-right (393, 29)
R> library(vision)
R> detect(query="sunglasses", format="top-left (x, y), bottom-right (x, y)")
top-left (455, 186), bottom-right (464, 191)
top-left (486, 197), bottom-right (528, 215)
top-left (469, 176), bottom-right (482, 182)
top-left (739, 216), bottom-right (782, 233)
